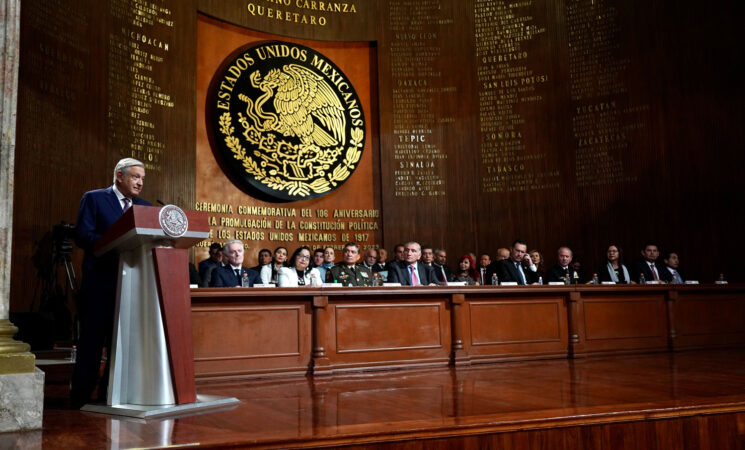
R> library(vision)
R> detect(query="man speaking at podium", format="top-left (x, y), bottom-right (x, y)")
top-left (70, 158), bottom-right (151, 408)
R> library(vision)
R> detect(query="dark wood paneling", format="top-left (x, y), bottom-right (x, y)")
top-left (321, 295), bottom-right (452, 372)
top-left (11, 0), bottom-right (745, 325)
top-left (191, 298), bottom-right (312, 380)
top-left (464, 295), bottom-right (569, 362)
top-left (12, 0), bottom-right (197, 314)
top-left (191, 285), bottom-right (745, 379)
top-left (673, 288), bottom-right (745, 349)
top-left (576, 289), bottom-right (669, 355)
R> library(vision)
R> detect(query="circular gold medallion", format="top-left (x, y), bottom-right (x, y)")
top-left (207, 41), bottom-right (366, 202)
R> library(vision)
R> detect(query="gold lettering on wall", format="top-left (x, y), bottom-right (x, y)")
top-left (108, 0), bottom-right (175, 171)
top-left (245, 0), bottom-right (360, 27)
top-left (474, 0), bottom-right (560, 193)
top-left (389, 0), bottom-right (452, 197)
top-left (567, 0), bottom-right (643, 187)
top-left (193, 203), bottom-right (381, 250)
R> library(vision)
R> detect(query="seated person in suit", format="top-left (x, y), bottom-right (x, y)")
top-left (362, 248), bottom-right (382, 272)
top-left (376, 248), bottom-right (388, 272)
top-left (495, 247), bottom-right (510, 261)
top-left (387, 242), bottom-right (438, 286)
top-left (454, 254), bottom-right (479, 285)
top-left (311, 248), bottom-right (327, 281)
top-left (663, 251), bottom-right (685, 283)
top-left (278, 246), bottom-right (322, 287)
top-left (433, 248), bottom-right (456, 283)
top-left (477, 253), bottom-right (491, 285)
top-left (326, 242), bottom-right (373, 286)
top-left (260, 246), bottom-right (288, 284)
top-left (547, 247), bottom-right (575, 283)
top-left (631, 243), bottom-right (673, 283)
top-left (198, 242), bottom-right (222, 280)
top-left (392, 244), bottom-right (405, 264)
top-left (250, 248), bottom-right (272, 273)
top-left (486, 240), bottom-right (539, 285)
top-left (598, 244), bottom-right (632, 284)
top-left (210, 240), bottom-right (259, 287)
top-left (421, 246), bottom-right (435, 267)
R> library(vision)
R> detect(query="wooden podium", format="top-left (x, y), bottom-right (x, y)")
top-left (81, 205), bottom-right (239, 418)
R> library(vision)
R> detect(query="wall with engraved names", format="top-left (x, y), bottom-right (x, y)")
top-left (9, 0), bottom-right (745, 315)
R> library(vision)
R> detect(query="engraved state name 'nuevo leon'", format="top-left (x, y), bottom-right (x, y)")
top-left (208, 41), bottom-right (366, 202)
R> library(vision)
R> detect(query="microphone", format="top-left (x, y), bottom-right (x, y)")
top-left (157, 199), bottom-right (166, 206)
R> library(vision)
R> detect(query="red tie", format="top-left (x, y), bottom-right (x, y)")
top-left (650, 263), bottom-right (659, 281)
top-left (410, 265), bottom-right (419, 286)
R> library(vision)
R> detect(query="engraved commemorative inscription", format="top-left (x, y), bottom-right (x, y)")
top-left (207, 41), bottom-right (366, 202)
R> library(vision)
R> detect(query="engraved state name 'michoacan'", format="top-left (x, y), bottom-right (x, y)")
top-left (207, 41), bottom-right (366, 202)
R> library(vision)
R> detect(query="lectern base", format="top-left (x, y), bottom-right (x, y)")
top-left (81, 394), bottom-right (240, 419)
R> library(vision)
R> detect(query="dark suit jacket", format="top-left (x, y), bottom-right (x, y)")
top-left (325, 264), bottom-right (374, 286)
top-left (75, 186), bottom-right (151, 298)
top-left (546, 264), bottom-right (572, 283)
top-left (189, 263), bottom-right (200, 285)
top-left (495, 259), bottom-right (539, 285)
top-left (210, 265), bottom-right (259, 287)
top-left (630, 260), bottom-right (673, 283)
top-left (432, 263), bottom-right (455, 283)
top-left (387, 261), bottom-right (438, 286)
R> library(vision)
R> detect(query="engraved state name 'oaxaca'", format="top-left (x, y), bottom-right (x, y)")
top-left (207, 41), bottom-right (366, 202)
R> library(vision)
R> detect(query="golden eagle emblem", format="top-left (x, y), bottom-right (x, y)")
top-left (209, 42), bottom-right (365, 201)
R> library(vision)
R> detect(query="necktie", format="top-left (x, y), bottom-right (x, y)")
top-left (480, 268), bottom-right (485, 283)
top-left (673, 270), bottom-right (683, 283)
top-left (123, 198), bottom-right (131, 212)
top-left (650, 263), bottom-right (659, 280)
top-left (234, 269), bottom-right (241, 280)
top-left (410, 265), bottom-right (419, 286)
top-left (515, 262), bottom-right (526, 285)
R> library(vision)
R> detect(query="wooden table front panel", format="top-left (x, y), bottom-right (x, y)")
top-left (463, 293), bottom-right (569, 362)
top-left (320, 294), bottom-right (452, 372)
top-left (192, 299), bottom-right (312, 380)
top-left (673, 290), bottom-right (745, 349)
top-left (578, 291), bottom-right (668, 355)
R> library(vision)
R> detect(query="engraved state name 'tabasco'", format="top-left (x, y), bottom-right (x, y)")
top-left (208, 41), bottom-right (366, 202)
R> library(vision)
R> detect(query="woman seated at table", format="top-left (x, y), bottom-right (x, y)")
top-left (278, 246), bottom-right (322, 287)
top-left (454, 254), bottom-right (479, 285)
top-left (597, 244), bottom-right (633, 284)
top-left (260, 246), bottom-right (288, 285)
top-left (529, 249), bottom-right (546, 280)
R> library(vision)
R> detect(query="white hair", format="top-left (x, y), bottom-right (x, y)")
top-left (222, 240), bottom-right (244, 253)
top-left (113, 158), bottom-right (145, 183)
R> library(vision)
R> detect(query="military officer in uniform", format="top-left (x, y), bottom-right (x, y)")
top-left (326, 242), bottom-right (373, 286)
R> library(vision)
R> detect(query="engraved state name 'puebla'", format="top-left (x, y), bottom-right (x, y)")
top-left (209, 41), bottom-right (365, 202)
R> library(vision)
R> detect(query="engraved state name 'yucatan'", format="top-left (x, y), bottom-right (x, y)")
top-left (207, 41), bottom-right (366, 202)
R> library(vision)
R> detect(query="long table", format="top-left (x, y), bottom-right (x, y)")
top-left (191, 284), bottom-right (745, 381)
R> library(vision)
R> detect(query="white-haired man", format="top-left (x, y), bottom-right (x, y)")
top-left (210, 240), bottom-right (259, 287)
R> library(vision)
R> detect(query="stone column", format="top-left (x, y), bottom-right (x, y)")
top-left (0, 0), bottom-right (44, 433)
